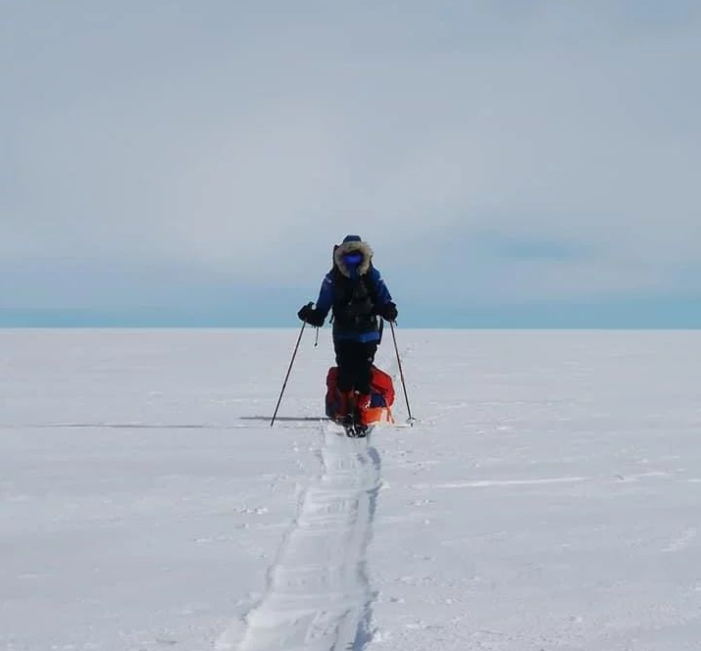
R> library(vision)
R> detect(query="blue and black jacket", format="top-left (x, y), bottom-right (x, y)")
top-left (314, 239), bottom-right (393, 343)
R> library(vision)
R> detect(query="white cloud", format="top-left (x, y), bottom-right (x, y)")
top-left (2, 1), bottom-right (700, 308)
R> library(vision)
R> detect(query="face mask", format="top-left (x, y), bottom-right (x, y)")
top-left (342, 252), bottom-right (363, 266)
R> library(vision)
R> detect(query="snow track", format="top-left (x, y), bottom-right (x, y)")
top-left (217, 425), bottom-right (381, 651)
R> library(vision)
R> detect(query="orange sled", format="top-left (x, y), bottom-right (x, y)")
top-left (325, 365), bottom-right (395, 426)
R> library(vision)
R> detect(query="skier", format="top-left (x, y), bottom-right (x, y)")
top-left (298, 235), bottom-right (398, 431)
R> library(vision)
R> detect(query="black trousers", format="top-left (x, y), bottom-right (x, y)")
top-left (334, 340), bottom-right (378, 394)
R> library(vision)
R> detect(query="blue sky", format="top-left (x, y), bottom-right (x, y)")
top-left (2, 1), bottom-right (700, 327)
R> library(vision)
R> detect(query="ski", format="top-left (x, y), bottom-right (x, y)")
top-left (330, 417), bottom-right (370, 438)
top-left (344, 423), bottom-right (369, 438)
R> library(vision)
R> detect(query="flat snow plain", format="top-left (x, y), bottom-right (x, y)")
top-left (2, 329), bottom-right (701, 651)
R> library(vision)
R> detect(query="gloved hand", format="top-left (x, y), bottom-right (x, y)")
top-left (377, 301), bottom-right (398, 322)
top-left (297, 302), bottom-right (325, 327)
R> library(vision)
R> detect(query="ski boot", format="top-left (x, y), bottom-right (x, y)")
top-left (337, 390), bottom-right (358, 436)
top-left (351, 393), bottom-right (371, 437)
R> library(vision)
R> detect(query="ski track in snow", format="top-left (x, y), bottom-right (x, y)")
top-left (216, 424), bottom-right (381, 651)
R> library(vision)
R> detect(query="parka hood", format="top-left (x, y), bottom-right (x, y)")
top-left (334, 239), bottom-right (374, 278)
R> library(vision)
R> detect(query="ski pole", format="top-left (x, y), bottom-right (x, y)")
top-left (270, 322), bottom-right (306, 427)
top-left (389, 321), bottom-right (415, 425)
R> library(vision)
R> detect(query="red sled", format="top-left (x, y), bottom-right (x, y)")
top-left (325, 365), bottom-right (395, 426)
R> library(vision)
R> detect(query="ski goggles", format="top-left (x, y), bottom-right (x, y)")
top-left (342, 252), bottom-right (364, 266)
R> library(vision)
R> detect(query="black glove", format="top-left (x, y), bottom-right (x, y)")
top-left (378, 301), bottom-right (398, 322)
top-left (297, 302), bottom-right (325, 327)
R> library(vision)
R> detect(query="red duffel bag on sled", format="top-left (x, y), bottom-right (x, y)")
top-left (325, 366), bottom-right (395, 426)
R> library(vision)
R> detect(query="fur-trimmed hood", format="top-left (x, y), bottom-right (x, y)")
top-left (334, 239), bottom-right (374, 278)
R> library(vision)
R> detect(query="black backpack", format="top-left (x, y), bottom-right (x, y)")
top-left (329, 245), bottom-right (380, 335)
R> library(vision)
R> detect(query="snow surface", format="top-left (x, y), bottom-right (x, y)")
top-left (2, 329), bottom-right (701, 651)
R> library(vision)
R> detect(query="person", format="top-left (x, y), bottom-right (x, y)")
top-left (298, 234), bottom-right (398, 427)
